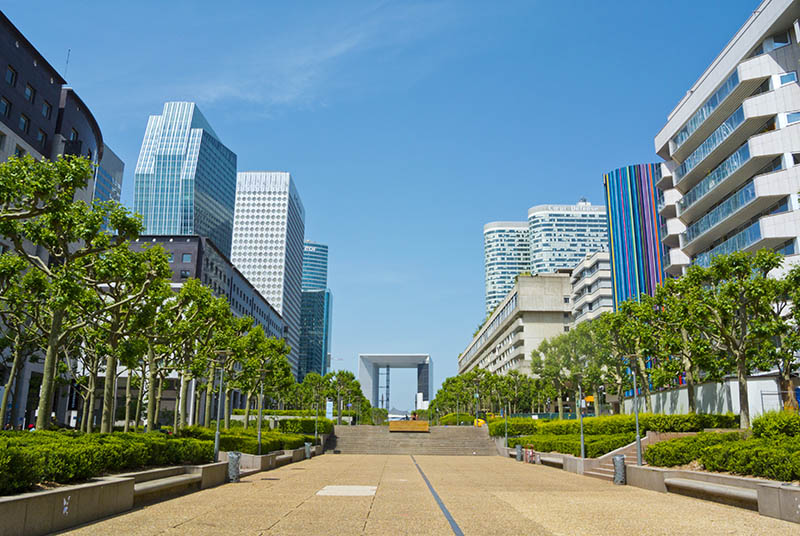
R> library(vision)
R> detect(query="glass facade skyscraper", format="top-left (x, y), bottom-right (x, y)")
top-left (483, 222), bottom-right (530, 314)
top-left (299, 240), bottom-right (332, 380)
top-left (133, 102), bottom-right (237, 257)
top-left (93, 144), bottom-right (123, 203)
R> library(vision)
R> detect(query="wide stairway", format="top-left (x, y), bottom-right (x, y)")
top-left (583, 441), bottom-right (640, 482)
top-left (329, 425), bottom-right (498, 456)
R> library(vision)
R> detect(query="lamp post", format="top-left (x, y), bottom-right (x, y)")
top-left (632, 369), bottom-right (642, 466)
top-left (212, 350), bottom-right (231, 462)
top-left (257, 380), bottom-right (264, 455)
top-left (504, 401), bottom-right (509, 449)
top-left (578, 380), bottom-right (585, 459)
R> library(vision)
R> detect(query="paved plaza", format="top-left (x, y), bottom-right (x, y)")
top-left (64, 455), bottom-right (797, 535)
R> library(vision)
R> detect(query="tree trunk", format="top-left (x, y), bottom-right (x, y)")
top-left (593, 388), bottom-right (600, 417)
top-left (243, 391), bottom-right (252, 430)
top-left (86, 374), bottom-right (97, 433)
top-left (737, 355), bottom-right (751, 429)
top-left (617, 380), bottom-right (625, 415)
top-left (557, 388), bottom-right (564, 420)
top-left (779, 359), bottom-right (798, 411)
top-left (204, 367), bottom-right (214, 428)
top-left (146, 345), bottom-right (157, 431)
top-left (36, 307), bottom-right (65, 430)
top-left (0, 337), bottom-right (23, 429)
top-left (336, 392), bottom-right (342, 425)
top-left (100, 351), bottom-right (118, 434)
top-left (635, 354), bottom-right (653, 414)
top-left (135, 369), bottom-right (145, 431)
top-left (124, 371), bottom-right (132, 433)
top-left (154, 376), bottom-right (163, 428)
top-left (223, 387), bottom-right (231, 430)
top-left (193, 382), bottom-right (201, 426)
top-left (173, 378), bottom-right (180, 432)
top-left (179, 372), bottom-right (190, 430)
top-left (685, 360), bottom-right (697, 414)
top-left (80, 391), bottom-right (90, 433)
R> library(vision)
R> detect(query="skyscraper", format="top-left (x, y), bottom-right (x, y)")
top-left (603, 163), bottom-right (664, 306)
top-left (93, 144), bottom-right (123, 203)
top-left (483, 222), bottom-right (530, 314)
top-left (133, 102), bottom-right (237, 257)
top-left (299, 240), bottom-right (332, 380)
top-left (528, 200), bottom-right (608, 274)
top-left (231, 172), bottom-right (305, 376)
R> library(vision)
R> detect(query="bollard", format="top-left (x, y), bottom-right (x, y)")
top-left (534, 452), bottom-right (541, 464)
top-left (612, 454), bottom-right (626, 485)
top-left (228, 451), bottom-right (241, 483)
top-left (304, 442), bottom-right (312, 459)
top-left (515, 444), bottom-right (523, 461)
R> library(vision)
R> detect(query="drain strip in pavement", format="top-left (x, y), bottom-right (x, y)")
top-left (410, 455), bottom-right (464, 536)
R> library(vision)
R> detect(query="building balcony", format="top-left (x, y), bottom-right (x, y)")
top-left (656, 162), bottom-right (674, 190)
top-left (664, 247), bottom-right (691, 277)
top-left (660, 217), bottom-right (686, 249)
top-left (693, 210), bottom-right (800, 268)
top-left (658, 188), bottom-right (682, 218)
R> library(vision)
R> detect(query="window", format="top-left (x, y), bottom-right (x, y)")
top-left (793, 154), bottom-right (800, 166)
top-left (787, 112), bottom-right (800, 125)
top-left (14, 145), bottom-right (24, 158)
top-left (182, 253), bottom-right (192, 263)
top-left (564, 326), bottom-right (570, 332)
top-left (179, 270), bottom-right (191, 278)
top-left (0, 133), bottom-right (5, 150)
top-left (18, 114), bottom-right (29, 133)
top-left (0, 97), bottom-right (9, 118)
top-left (5, 66), bottom-right (16, 86)
top-left (41, 100), bottom-right (51, 119)
top-left (167, 252), bottom-right (174, 263)
top-left (563, 296), bottom-right (570, 303)
top-left (781, 72), bottom-right (798, 85)
top-left (24, 84), bottom-right (35, 103)
top-left (69, 128), bottom-right (78, 141)
top-left (773, 31), bottom-right (791, 49)
top-left (36, 130), bottom-right (46, 148)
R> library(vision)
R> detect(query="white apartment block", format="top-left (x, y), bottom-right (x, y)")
top-left (528, 200), bottom-right (609, 275)
top-left (570, 250), bottom-right (613, 325)
top-left (484, 221), bottom-right (530, 314)
top-left (459, 274), bottom-right (572, 376)
top-left (231, 172), bottom-right (305, 376)
top-left (656, 0), bottom-right (800, 275)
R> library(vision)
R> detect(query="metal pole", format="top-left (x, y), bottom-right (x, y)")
top-left (578, 382), bottom-right (585, 459)
top-left (314, 399), bottom-right (318, 441)
top-left (633, 371), bottom-right (642, 466)
top-left (456, 399), bottom-right (459, 426)
top-left (504, 402), bottom-right (508, 448)
top-left (213, 366), bottom-right (224, 462)
top-left (257, 382), bottom-right (263, 455)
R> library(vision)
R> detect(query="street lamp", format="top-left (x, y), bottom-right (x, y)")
top-left (632, 366), bottom-right (642, 466)
top-left (212, 350), bottom-right (231, 462)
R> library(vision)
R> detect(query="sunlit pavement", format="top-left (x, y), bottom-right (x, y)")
top-left (63, 454), bottom-right (798, 535)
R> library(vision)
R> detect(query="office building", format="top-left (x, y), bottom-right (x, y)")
top-left (603, 163), bottom-right (665, 305)
top-left (484, 222), bottom-right (530, 314)
top-left (655, 0), bottom-right (800, 275)
top-left (570, 250), bottom-right (614, 324)
top-left (231, 171), bottom-right (305, 376)
top-left (133, 102), bottom-right (237, 257)
top-left (528, 200), bottom-right (608, 275)
top-left (298, 240), bottom-right (332, 380)
top-left (458, 273), bottom-right (572, 375)
top-left (93, 144), bottom-right (123, 203)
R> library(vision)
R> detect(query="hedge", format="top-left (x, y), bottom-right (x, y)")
top-left (508, 433), bottom-right (636, 458)
top-left (277, 418), bottom-right (333, 435)
top-left (643, 432), bottom-right (741, 467)
top-left (488, 418), bottom-right (539, 437)
top-left (0, 431), bottom-right (212, 495)
top-left (752, 411), bottom-right (800, 439)
top-left (177, 425), bottom-right (317, 453)
top-left (439, 413), bottom-right (474, 425)
top-left (700, 437), bottom-right (800, 481)
top-left (232, 409), bottom-right (356, 417)
top-left (535, 413), bottom-right (738, 436)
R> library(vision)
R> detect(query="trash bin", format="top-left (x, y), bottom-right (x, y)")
top-left (228, 451), bottom-right (241, 483)
top-left (612, 454), bottom-right (626, 485)
top-left (304, 442), bottom-right (312, 459)
top-left (515, 444), bottom-right (523, 461)
top-left (534, 452), bottom-right (541, 464)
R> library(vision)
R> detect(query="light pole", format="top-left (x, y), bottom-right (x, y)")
top-left (578, 380), bottom-right (585, 459)
top-left (632, 368), bottom-right (642, 466)
top-left (257, 380), bottom-right (264, 455)
top-left (212, 350), bottom-right (230, 462)
top-left (504, 401), bottom-right (509, 449)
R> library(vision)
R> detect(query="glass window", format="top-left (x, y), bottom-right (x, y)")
top-left (781, 72), bottom-right (797, 85)
top-left (18, 114), bottom-right (29, 133)
top-left (787, 112), bottom-right (800, 124)
top-left (36, 130), bottom-right (46, 148)
top-left (167, 252), bottom-right (174, 263)
top-left (24, 84), bottom-right (35, 102)
top-left (0, 133), bottom-right (5, 150)
top-left (773, 31), bottom-right (791, 49)
top-left (5, 66), bottom-right (16, 86)
top-left (14, 145), bottom-right (24, 158)
top-left (0, 97), bottom-right (9, 117)
top-left (69, 128), bottom-right (78, 141)
top-left (179, 270), bottom-right (190, 278)
top-left (41, 100), bottom-right (51, 119)
top-left (182, 253), bottom-right (192, 263)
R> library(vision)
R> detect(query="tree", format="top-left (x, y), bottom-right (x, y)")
top-left (325, 370), bottom-right (357, 424)
top-left (531, 336), bottom-right (573, 419)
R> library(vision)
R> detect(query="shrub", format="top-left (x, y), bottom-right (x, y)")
top-left (439, 413), bottom-right (474, 425)
top-left (508, 433), bottom-right (635, 458)
top-left (643, 432), bottom-right (741, 467)
top-left (277, 418), bottom-right (333, 435)
top-left (752, 411), bottom-right (800, 439)
top-left (700, 437), bottom-right (800, 481)
top-left (232, 408), bottom-right (356, 417)
top-left (488, 418), bottom-right (538, 437)
top-left (534, 413), bottom-right (738, 436)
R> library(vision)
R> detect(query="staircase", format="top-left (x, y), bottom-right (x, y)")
top-left (329, 425), bottom-right (497, 456)
top-left (583, 442), bottom-right (640, 482)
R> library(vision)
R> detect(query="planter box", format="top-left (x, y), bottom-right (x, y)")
top-left (287, 447), bottom-right (305, 462)
top-left (185, 461), bottom-right (227, 488)
top-left (0, 476), bottom-right (133, 536)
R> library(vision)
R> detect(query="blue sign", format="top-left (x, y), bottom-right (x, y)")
top-left (325, 400), bottom-right (333, 420)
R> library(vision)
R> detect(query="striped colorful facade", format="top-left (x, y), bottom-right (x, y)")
top-left (603, 163), bottom-right (664, 308)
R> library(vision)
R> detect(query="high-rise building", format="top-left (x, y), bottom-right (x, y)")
top-left (603, 163), bottom-right (665, 306)
top-left (231, 171), bottom-right (305, 376)
top-left (528, 200), bottom-right (608, 275)
top-left (570, 250), bottom-right (614, 324)
top-left (133, 102), bottom-right (237, 257)
top-left (93, 144), bottom-right (123, 203)
top-left (298, 240), bottom-right (333, 380)
top-left (655, 0), bottom-right (800, 275)
top-left (483, 222), bottom-right (530, 314)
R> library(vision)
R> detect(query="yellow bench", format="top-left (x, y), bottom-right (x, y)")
top-left (389, 421), bottom-right (430, 433)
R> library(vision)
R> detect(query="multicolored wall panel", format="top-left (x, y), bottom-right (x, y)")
top-left (603, 163), bottom-right (664, 307)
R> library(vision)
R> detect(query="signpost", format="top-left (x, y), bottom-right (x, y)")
top-left (325, 400), bottom-right (333, 421)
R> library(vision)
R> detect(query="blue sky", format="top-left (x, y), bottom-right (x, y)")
top-left (5, 1), bottom-right (758, 410)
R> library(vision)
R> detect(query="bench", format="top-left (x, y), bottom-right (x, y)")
top-left (133, 473), bottom-right (202, 505)
top-left (664, 478), bottom-right (758, 510)
top-left (540, 456), bottom-right (564, 469)
top-left (389, 421), bottom-right (429, 433)
top-left (275, 454), bottom-right (293, 467)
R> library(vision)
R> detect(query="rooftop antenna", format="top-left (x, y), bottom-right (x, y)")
top-left (64, 48), bottom-right (71, 78)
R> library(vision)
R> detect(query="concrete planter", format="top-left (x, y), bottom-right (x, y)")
top-left (0, 476), bottom-right (133, 536)
top-left (287, 447), bottom-right (305, 462)
top-left (185, 461), bottom-right (227, 488)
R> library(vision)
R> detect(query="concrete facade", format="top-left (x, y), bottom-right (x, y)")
top-left (570, 250), bottom-right (613, 325)
top-left (655, 0), bottom-right (800, 275)
top-left (358, 354), bottom-right (432, 411)
top-left (458, 273), bottom-right (572, 375)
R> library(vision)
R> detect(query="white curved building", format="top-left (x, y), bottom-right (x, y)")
top-left (484, 221), bottom-right (530, 314)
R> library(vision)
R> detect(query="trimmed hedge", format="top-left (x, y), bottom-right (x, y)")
top-left (232, 408), bottom-right (356, 417)
top-left (752, 411), bottom-right (800, 439)
top-left (700, 437), bottom-right (800, 481)
top-left (535, 413), bottom-right (738, 436)
top-left (178, 425), bottom-right (317, 453)
top-left (643, 432), bottom-right (741, 467)
top-left (439, 413), bottom-right (474, 425)
top-left (488, 418), bottom-right (539, 438)
top-left (508, 433), bottom-right (636, 458)
top-left (277, 418), bottom-right (333, 435)
top-left (0, 431), bottom-right (212, 495)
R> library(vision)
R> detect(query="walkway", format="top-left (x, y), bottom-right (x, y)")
top-left (64, 455), bottom-right (797, 535)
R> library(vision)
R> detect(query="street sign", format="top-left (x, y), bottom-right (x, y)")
top-left (325, 400), bottom-right (333, 420)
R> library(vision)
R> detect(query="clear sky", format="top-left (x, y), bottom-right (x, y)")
top-left (5, 1), bottom-right (759, 410)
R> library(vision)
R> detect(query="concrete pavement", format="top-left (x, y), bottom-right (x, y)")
top-left (62, 454), bottom-right (798, 535)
